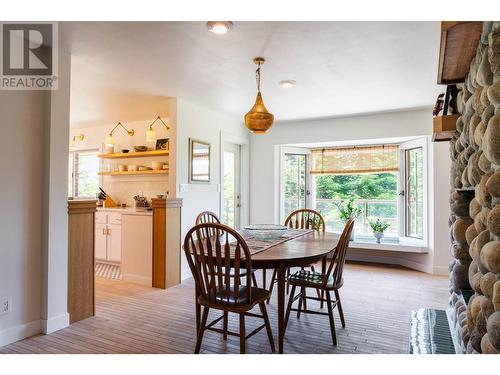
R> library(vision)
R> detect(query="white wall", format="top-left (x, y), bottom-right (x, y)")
top-left (0, 90), bottom-right (46, 346)
top-left (249, 108), bottom-right (451, 274)
top-left (176, 99), bottom-right (249, 279)
top-left (0, 32), bottom-right (73, 347)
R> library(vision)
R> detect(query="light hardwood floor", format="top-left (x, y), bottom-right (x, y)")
top-left (0, 262), bottom-right (448, 354)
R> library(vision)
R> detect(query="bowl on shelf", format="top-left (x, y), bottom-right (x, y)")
top-left (128, 164), bottom-right (139, 172)
top-left (121, 149), bottom-right (129, 153)
top-left (118, 164), bottom-right (127, 172)
top-left (243, 224), bottom-right (288, 240)
top-left (152, 161), bottom-right (165, 170)
top-left (138, 166), bottom-right (152, 171)
top-left (134, 146), bottom-right (148, 152)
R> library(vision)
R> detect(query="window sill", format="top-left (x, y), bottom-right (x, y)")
top-left (349, 236), bottom-right (429, 254)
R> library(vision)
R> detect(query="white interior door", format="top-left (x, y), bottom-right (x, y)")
top-left (222, 142), bottom-right (241, 229)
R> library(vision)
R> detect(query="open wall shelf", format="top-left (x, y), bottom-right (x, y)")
top-left (98, 150), bottom-right (169, 159)
top-left (98, 170), bottom-right (168, 176)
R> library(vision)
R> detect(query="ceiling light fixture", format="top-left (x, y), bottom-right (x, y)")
top-left (146, 116), bottom-right (171, 142)
top-left (244, 57), bottom-right (274, 134)
top-left (105, 122), bottom-right (134, 147)
top-left (206, 21), bottom-right (233, 34)
top-left (279, 80), bottom-right (296, 88)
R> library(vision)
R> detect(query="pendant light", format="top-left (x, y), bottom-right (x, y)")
top-left (105, 122), bottom-right (135, 147)
top-left (146, 116), bottom-right (171, 142)
top-left (244, 57), bottom-right (274, 134)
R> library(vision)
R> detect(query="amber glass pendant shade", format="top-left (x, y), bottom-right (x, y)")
top-left (244, 57), bottom-right (274, 134)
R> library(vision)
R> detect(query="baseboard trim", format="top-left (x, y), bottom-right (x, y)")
top-left (347, 252), bottom-right (433, 274)
top-left (41, 312), bottom-right (70, 334)
top-left (0, 319), bottom-right (41, 347)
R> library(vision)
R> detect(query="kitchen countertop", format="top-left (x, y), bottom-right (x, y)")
top-left (97, 207), bottom-right (152, 216)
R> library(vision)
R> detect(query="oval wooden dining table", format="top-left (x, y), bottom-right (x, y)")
top-left (194, 230), bottom-right (338, 354)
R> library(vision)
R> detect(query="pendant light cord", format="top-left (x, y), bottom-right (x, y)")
top-left (255, 62), bottom-right (261, 92)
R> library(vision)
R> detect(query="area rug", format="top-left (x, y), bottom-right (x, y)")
top-left (95, 262), bottom-right (123, 280)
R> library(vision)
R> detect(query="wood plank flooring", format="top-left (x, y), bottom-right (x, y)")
top-left (0, 262), bottom-right (448, 354)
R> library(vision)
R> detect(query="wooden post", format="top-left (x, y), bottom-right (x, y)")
top-left (67, 199), bottom-right (97, 324)
top-left (152, 198), bottom-right (183, 289)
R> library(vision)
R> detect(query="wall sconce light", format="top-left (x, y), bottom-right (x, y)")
top-left (146, 116), bottom-right (171, 142)
top-left (106, 122), bottom-right (135, 147)
top-left (70, 134), bottom-right (85, 149)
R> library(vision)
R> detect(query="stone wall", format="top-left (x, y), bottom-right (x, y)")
top-left (447, 21), bottom-right (500, 354)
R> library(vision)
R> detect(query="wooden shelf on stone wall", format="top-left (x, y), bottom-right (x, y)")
top-left (437, 21), bottom-right (483, 84)
top-left (432, 114), bottom-right (460, 142)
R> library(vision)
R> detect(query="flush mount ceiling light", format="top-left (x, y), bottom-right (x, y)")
top-left (105, 122), bottom-right (134, 147)
top-left (244, 57), bottom-right (274, 134)
top-left (146, 116), bottom-right (171, 142)
top-left (206, 21), bottom-right (233, 34)
top-left (279, 80), bottom-right (296, 88)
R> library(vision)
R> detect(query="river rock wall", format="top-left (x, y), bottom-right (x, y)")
top-left (448, 21), bottom-right (500, 354)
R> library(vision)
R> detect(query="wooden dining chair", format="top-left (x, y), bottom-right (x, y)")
top-left (184, 222), bottom-right (276, 354)
top-left (195, 211), bottom-right (259, 288)
top-left (283, 219), bottom-right (354, 346)
top-left (267, 209), bottom-right (326, 303)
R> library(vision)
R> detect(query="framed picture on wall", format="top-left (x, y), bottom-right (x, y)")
top-left (155, 138), bottom-right (169, 151)
top-left (189, 138), bottom-right (210, 183)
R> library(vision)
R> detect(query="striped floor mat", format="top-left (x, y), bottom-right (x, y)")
top-left (95, 262), bottom-right (122, 280)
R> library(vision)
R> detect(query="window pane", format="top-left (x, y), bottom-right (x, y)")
top-left (406, 147), bottom-right (424, 238)
top-left (75, 152), bottom-right (99, 198)
top-left (283, 154), bottom-right (306, 220)
top-left (313, 173), bottom-right (398, 236)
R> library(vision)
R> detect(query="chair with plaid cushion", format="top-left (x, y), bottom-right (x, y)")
top-left (283, 218), bottom-right (354, 346)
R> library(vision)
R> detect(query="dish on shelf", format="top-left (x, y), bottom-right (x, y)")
top-left (243, 224), bottom-right (288, 240)
top-left (121, 149), bottom-right (129, 153)
top-left (152, 161), bottom-right (165, 170)
top-left (162, 164), bottom-right (168, 170)
top-left (118, 164), bottom-right (127, 172)
top-left (128, 164), bottom-right (139, 171)
top-left (138, 166), bottom-right (152, 171)
top-left (134, 146), bottom-right (148, 152)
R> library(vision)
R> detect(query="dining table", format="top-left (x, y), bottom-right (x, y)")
top-left (194, 229), bottom-right (338, 354)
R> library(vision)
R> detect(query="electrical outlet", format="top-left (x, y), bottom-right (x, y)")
top-left (0, 297), bottom-right (12, 315)
top-left (179, 184), bottom-right (188, 193)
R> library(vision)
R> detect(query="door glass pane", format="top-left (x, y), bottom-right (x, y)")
top-left (406, 147), bottom-right (423, 238)
top-left (223, 151), bottom-right (236, 228)
top-left (68, 153), bottom-right (74, 197)
top-left (283, 154), bottom-right (306, 220)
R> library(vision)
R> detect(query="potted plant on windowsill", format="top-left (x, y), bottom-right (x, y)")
top-left (369, 219), bottom-right (390, 243)
top-left (334, 198), bottom-right (361, 241)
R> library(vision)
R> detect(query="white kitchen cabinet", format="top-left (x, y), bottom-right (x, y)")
top-left (94, 211), bottom-right (122, 263)
top-left (107, 224), bottom-right (122, 262)
top-left (95, 223), bottom-right (108, 260)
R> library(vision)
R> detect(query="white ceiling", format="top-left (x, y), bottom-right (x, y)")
top-left (65, 21), bottom-right (442, 127)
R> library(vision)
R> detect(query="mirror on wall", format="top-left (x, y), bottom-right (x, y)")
top-left (189, 138), bottom-right (211, 183)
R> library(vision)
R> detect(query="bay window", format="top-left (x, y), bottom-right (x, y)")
top-left (280, 138), bottom-right (427, 246)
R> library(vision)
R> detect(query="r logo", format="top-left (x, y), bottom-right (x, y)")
top-left (2, 23), bottom-right (53, 76)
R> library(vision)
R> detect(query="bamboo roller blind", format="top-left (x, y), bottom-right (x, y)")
top-left (310, 145), bottom-right (399, 175)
